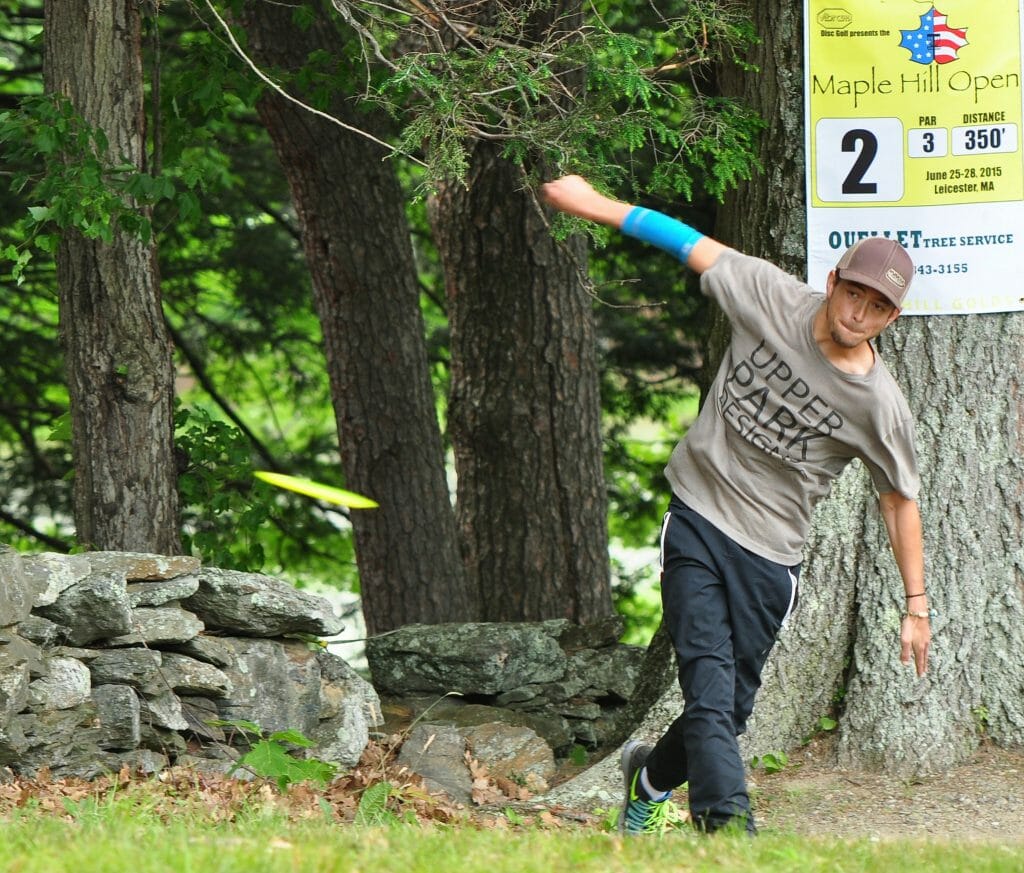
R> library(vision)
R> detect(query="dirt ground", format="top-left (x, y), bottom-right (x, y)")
top-left (750, 735), bottom-right (1024, 842)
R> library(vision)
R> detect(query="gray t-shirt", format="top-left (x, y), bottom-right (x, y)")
top-left (665, 249), bottom-right (920, 566)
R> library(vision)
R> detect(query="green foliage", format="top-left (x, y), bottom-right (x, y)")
top-left (238, 737), bottom-right (338, 792)
top-left (599, 805), bottom-right (621, 831)
top-left (212, 719), bottom-right (339, 792)
top-left (750, 751), bottom-right (789, 774)
top-left (0, 4), bottom-right (264, 284)
top-left (502, 806), bottom-right (526, 827)
top-left (605, 398), bottom-right (696, 548)
top-left (0, 94), bottom-right (200, 281)
top-left (354, 782), bottom-right (398, 827)
top-left (801, 714), bottom-right (839, 745)
top-left (0, 157), bottom-right (72, 547)
top-left (605, 394), bottom-right (699, 644)
top-left (173, 402), bottom-right (355, 585)
top-left (568, 744), bottom-right (589, 767)
top-left (360, 1), bottom-right (762, 200)
top-left (612, 567), bottom-right (661, 646)
top-left (669, 97), bottom-right (766, 201)
top-left (972, 705), bottom-right (990, 735)
top-left (175, 406), bottom-right (269, 570)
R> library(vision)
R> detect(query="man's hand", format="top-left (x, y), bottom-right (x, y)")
top-left (900, 613), bottom-right (930, 676)
top-left (540, 175), bottom-right (633, 227)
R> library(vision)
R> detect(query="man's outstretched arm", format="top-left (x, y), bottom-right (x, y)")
top-left (541, 175), bottom-right (728, 274)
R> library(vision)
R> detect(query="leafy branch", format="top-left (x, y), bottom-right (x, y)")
top-left (0, 94), bottom-right (200, 282)
top-left (192, 0), bottom-right (765, 201)
top-left (345, 0), bottom-right (763, 197)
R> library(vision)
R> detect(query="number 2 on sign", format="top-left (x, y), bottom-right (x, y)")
top-left (840, 129), bottom-right (878, 194)
top-left (815, 117), bottom-right (904, 203)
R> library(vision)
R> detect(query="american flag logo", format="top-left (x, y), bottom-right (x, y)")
top-left (899, 6), bottom-right (969, 65)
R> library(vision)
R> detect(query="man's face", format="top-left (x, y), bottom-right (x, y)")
top-left (824, 273), bottom-right (900, 349)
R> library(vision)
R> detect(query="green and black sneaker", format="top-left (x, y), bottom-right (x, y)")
top-left (617, 740), bottom-right (682, 835)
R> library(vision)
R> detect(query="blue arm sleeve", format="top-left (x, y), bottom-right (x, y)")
top-left (621, 206), bottom-right (704, 263)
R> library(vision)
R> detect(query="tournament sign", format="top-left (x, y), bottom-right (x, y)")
top-left (805, 1), bottom-right (1024, 314)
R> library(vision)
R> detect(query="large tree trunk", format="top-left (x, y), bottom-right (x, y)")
top-left (43, 0), bottom-right (181, 554)
top-left (713, 0), bottom-right (1024, 774)
top-left (430, 1), bottom-right (612, 625)
top-left (833, 319), bottom-right (1024, 772)
top-left (239, 1), bottom-right (476, 634)
top-left (432, 145), bottom-right (612, 624)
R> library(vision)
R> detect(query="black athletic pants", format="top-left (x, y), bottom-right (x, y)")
top-left (644, 496), bottom-right (799, 833)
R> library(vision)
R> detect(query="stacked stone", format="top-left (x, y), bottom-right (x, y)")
top-left (0, 548), bottom-right (379, 779)
top-left (367, 618), bottom-right (646, 800)
top-left (0, 546), bottom-right (648, 802)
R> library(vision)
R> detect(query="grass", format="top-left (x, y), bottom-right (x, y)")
top-left (1, 760), bottom-right (1021, 873)
top-left (2, 808), bottom-right (1023, 873)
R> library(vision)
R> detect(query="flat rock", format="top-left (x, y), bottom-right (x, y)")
top-left (158, 652), bottom-right (231, 697)
top-left (85, 648), bottom-right (164, 695)
top-left (83, 552), bottom-right (202, 581)
top-left (184, 568), bottom-right (343, 637)
top-left (27, 656), bottom-right (91, 710)
top-left (34, 573), bottom-right (132, 646)
top-left (367, 622), bottom-right (567, 695)
top-left (19, 553), bottom-right (92, 609)
top-left (397, 723), bottom-right (472, 803)
top-left (106, 607), bottom-right (204, 646)
top-left (127, 576), bottom-right (201, 608)
top-left (464, 721), bottom-right (556, 793)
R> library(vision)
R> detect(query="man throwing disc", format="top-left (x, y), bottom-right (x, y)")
top-left (541, 175), bottom-right (930, 835)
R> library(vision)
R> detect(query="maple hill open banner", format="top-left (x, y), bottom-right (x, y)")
top-left (804, 1), bottom-right (1024, 314)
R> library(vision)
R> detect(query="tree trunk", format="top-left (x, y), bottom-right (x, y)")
top-left (431, 142), bottom-right (613, 624)
top-left (43, 0), bottom-right (181, 554)
top-left (429, 0), bottom-right (612, 624)
top-left (834, 317), bottom-right (1024, 772)
top-left (712, 0), bottom-right (1024, 774)
top-left (238, 1), bottom-right (476, 633)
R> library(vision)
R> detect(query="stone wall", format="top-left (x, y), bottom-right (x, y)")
top-left (368, 617), bottom-right (644, 751)
top-left (366, 618), bottom-right (647, 800)
top-left (0, 548), bottom-right (378, 779)
top-left (1, 547), bottom-right (647, 803)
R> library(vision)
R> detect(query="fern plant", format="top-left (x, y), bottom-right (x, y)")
top-left (353, 781), bottom-right (398, 827)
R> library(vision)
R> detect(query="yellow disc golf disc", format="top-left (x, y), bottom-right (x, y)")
top-left (254, 471), bottom-right (379, 509)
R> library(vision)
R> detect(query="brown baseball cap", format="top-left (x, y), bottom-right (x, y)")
top-left (835, 237), bottom-right (914, 308)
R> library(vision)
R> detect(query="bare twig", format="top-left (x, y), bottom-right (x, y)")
top-left (201, 0), bottom-right (426, 167)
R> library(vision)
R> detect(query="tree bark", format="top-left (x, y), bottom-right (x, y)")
top-left (431, 142), bottom-right (613, 624)
top-left (43, 0), bottom-right (181, 554)
top-left (429, 0), bottom-right (612, 625)
top-left (712, 0), bottom-right (1024, 774)
top-left (238, 1), bottom-right (476, 633)
top-left (835, 317), bottom-right (1024, 772)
